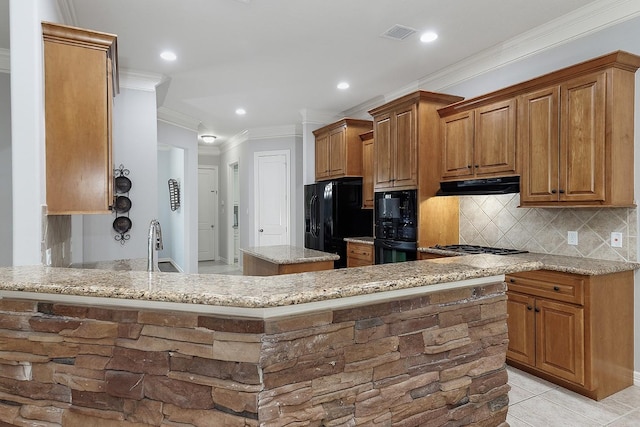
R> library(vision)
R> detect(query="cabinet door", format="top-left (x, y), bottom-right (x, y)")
top-left (362, 135), bottom-right (374, 209)
top-left (536, 299), bottom-right (585, 385)
top-left (519, 87), bottom-right (560, 203)
top-left (506, 291), bottom-right (536, 366)
top-left (45, 39), bottom-right (113, 214)
top-left (560, 72), bottom-right (606, 202)
top-left (328, 126), bottom-right (346, 176)
top-left (393, 103), bottom-right (418, 188)
top-left (441, 110), bottom-right (474, 179)
top-left (475, 99), bottom-right (517, 176)
top-left (315, 132), bottom-right (330, 181)
top-left (374, 114), bottom-right (394, 189)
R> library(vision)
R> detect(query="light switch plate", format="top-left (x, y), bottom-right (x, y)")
top-left (611, 232), bottom-right (623, 248)
top-left (568, 231), bottom-right (578, 246)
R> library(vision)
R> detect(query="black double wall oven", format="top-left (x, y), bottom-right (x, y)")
top-left (374, 189), bottom-right (417, 264)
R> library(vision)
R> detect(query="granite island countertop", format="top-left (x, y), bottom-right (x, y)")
top-left (418, 247), bottom-right (640, 275)
top-left (240, 245), bottom-right (340, 264)
top-left (0, 254), bottom-right (541, 316)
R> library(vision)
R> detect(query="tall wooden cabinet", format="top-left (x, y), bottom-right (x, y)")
top-left (506, 269), bottom-right (634, 400)
top-left (368, 91), bottom-right (464, 248)
top-left (360, 130), bottom-right (374, 209)
top-left (313, 119), bottom-right (372, 181)
top-left (440, 98), bottom-right (517, 180)
top-left (43, 22), bottom-right (119, 214)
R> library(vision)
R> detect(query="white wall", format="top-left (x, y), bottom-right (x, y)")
top-left (10, 0), bottom-right (60, 265)
top-left (239, 133), bottom-right (304, 250)
top-left (218, 144), bottom-right (241, 263)
top-left (0, 72), bottom-right (11, 266)
top-left (157, 121), bottom-right (198, 273)
top-left (81, 88), bottom-right (158, 263)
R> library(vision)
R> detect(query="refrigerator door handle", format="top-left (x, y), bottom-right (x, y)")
top-left (311, 194), bottom-right (318, 237)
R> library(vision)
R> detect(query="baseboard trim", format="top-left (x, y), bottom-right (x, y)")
top-left (635, 370), bottom-right (640, 387)
top-left (158, 257), bottom-right (183, 273)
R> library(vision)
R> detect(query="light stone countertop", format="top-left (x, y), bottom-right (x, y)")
top-left (344, 236), bottom-right (374, 245)
top-left (0, 254), bottom-right (541, 309)
top-left (239, 245), bottom-right (340, 264)
top-left (418, 247), bottom-right (640, 276)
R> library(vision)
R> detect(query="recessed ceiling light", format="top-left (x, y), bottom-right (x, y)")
top-left (201, 135), bottom-right (217, 143)
top-left (160, 51), bottom-right (177, 61)
top-left (420, 31), bottom-right (438, 43)
top-left (235, 108), bottom-right (246, 115)
top-left (337, 82), bottom-right (350, 90)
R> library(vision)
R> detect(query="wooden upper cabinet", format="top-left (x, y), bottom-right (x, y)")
top-left (313, 118), bottom-right (372, 181)
top-left (369, 91), bottom-right (463, 192)
top-left (360, 131), bottom-right (374, 209)
top-left (43, 22), bottom-right (118, 215)
top-left (519, 58), bottom-right (638, 207)
top-left (440, 98), bottom-right (517, 180)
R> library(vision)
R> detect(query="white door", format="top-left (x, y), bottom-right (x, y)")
top-left (198, 167), bottom-right (218, 261)
top-left (254, 151), bottom-right (290, 246)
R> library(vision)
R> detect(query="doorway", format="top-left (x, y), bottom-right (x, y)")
top-left (198, 166), bottom-right (218, 261)
top-left (254, 150), bottom-right (290, 246)
top-left (227, 162), bottom-right (239, 265)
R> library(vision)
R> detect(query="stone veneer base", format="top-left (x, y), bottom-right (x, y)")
top-left (0, 280), bottom-right (510, 426)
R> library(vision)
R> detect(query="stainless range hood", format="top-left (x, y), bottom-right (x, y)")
top-left (436, 176), bottom-right (520, 196)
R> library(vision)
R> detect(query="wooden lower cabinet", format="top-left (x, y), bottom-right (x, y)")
top-left (506, 270), bottom-right (633, 400)
top-left (347, 242), bottom-right (374, 267)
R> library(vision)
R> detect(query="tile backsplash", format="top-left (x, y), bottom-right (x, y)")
top-left (459, 194), bottom-right (637, 262)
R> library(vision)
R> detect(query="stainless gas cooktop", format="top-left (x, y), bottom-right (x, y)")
top-left (431, 244), bottom-right (528, 256)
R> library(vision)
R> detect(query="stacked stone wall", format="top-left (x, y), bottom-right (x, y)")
top-left (0, 280), bottom-right (509, 426)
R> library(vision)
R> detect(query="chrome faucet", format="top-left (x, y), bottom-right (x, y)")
top-left (147, 219), bottom-right (163, 272)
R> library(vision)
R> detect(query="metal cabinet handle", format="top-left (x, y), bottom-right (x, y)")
top-left (259, 229), bottom-right (264, 232)
top-left (509, 278), bottom-right (515, 283)
top-left (534, 307), bottom-right (540, 313)
top-left (553, 286), bottom-right (560, 291)
top-left (551, 189), bottom-right (557, 194)
top-left (527, 305), bottom-right (533, 311)
top-left (559, 190), bottom-right (565, 194)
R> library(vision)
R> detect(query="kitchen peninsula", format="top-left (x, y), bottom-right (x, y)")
top-left (241, 245), bottom-right (339, 276)
top-left (0, 255), bottom-right (541, 426)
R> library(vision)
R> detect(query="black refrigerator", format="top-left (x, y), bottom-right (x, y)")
top-left (304, 178), bottom-right (373, 268)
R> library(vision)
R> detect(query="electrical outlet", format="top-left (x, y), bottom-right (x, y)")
top-left (611, 232), bottom-right (623, 248)
top-left (568, 231), bottom-right (578, 246)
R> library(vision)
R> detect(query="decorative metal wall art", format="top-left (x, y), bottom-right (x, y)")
top-left (168, 179), bottom-right (180, 211)
top-left (113, 164), bottom-right (132, 244)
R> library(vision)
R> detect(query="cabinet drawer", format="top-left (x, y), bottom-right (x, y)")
top-left (506, 270), bottom-right (584, 305)
top-left (348, 258), bottom-right (374, 268)
top-left (347, 243), bottom-right (373, 262)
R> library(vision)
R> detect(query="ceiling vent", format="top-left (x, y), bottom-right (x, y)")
top-left (381, 25), bottom-right (417, 41)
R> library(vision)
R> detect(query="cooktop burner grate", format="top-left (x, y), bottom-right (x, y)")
top-left (431, 244), bottom-right (529, 255)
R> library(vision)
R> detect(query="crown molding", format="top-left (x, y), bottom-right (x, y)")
top-left (157, 107), bottom-right (201, 132)
top-left (299, 109), bottom-right (341, 125)
top-left (56, 0), bottom-right (78, 26)
top-left (419, 0), bottom-right (640, 92)
top-left (247, 124), bottom-right (301, 141)
top-left (0, 49), bottom-right (9, 74)
top-left (120, 69), bottom-right (165, 92)
top-left (219, 130), bottom-right (249, 154)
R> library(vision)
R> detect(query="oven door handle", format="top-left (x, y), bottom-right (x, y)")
top-left (375, 239), bottom-right (417, 250)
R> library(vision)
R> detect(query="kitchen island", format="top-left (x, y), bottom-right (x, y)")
top-left (0, 255), bottom-right (541, 426)
top-left (241, 245), bottom-right (340, 276)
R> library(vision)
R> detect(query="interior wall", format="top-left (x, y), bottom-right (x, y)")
top-left (157, 148), bottom-right (173, 264)
top-left (0, 72), bottom-right (11, 266)
top-left (156, 121), bottom-right (198, 273)
top-left (81, 88), bottom-right (158, 263)
top-left (10, 0), bottom-right (60, 265)
top-left (240, 134), bottom-right (303, 250)
top-left (218, 145), bottom-right (241, 264)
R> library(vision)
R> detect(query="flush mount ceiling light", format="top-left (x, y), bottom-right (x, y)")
top-left (235, 108), bottom-right (246, 115)
top-left (337, 82), bottom-right (350, 90)
top-left (201, 135), bottom-right (217, 143)
top-left (420, 31), bottom-right (438, 43)
top-left (160, 50), bottom-right (177, 61)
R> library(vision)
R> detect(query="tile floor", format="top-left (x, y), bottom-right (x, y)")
top-left (507, 366), bottom-right (640, 426)
top-left (198, 260), bottom-right (242, 275)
